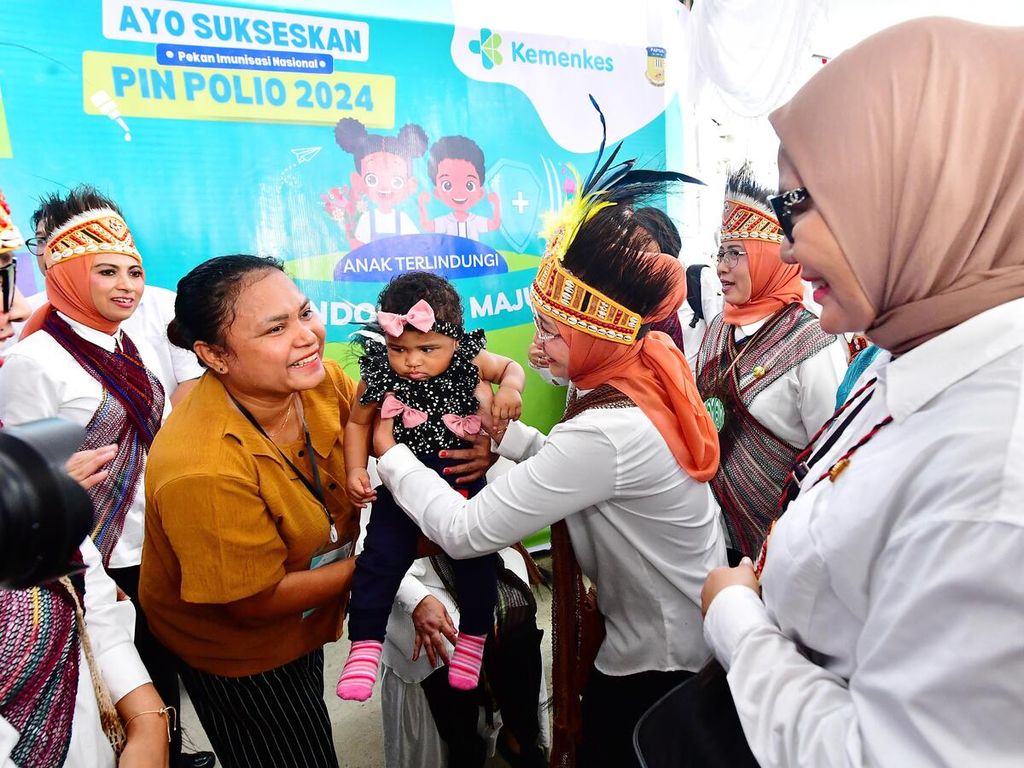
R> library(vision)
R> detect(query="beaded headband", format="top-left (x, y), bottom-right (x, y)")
top-left (0, 189), bottom-right (24, 255)
top-left (721, 165), bottom-right (783, 244)
top-left (530, 244), bottom-right (644, 345)
top-left (44, 207), bottom-right (141, 267)
top-left (720, 199), bottom-right (783, 244)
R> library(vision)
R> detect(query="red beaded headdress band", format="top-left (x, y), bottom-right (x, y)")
top-left (720, 164), bottom-right (783, 244)
top-left (44, 207), bottom-right (141, 267)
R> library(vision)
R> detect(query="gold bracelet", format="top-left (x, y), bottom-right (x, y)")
top-left (123, 705), bottom-right (177, 743)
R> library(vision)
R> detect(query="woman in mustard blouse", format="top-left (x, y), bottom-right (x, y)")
top-left (139, 255), bottom-right (358, 768)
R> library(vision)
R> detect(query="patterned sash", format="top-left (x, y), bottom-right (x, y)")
top-left (0, 582), bottom-right (81, 767)
top-left (550, 384), bottom-right (635, 768)
top-left (696, 304), bottom-right (836, 557)
top-left (43, 311), bottom-right (165, 565)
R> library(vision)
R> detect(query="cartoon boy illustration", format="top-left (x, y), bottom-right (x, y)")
top-left (323, 118), bottom-right (428, 248)
top-left (417, 136), bottom-right (501, 241)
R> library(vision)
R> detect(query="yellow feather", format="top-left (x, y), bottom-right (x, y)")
top-left (539, 165), bottom-right (619, 262)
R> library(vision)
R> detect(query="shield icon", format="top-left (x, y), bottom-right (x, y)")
top-left (487, 159), bottom-right (543, 254)
top-left (646, 46), bottom-right (666, 87)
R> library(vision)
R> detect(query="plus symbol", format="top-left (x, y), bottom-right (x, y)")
top-left (511, 191), bottom-right (530, 214)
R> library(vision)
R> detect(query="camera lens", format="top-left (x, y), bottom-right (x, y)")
top-left (0, 419), bottom-right (94, 589)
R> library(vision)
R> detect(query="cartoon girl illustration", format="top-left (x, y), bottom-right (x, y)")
top-left (417, 135), bottom-right (501, 240)
top-left (323, 118), bottom-right (428, 249)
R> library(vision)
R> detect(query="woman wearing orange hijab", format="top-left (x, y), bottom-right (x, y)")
top-left (372, 154), bottom-right (725, 767)
top-left (695, 166), bottom-right (847, 558)
top-left (701, 18), bottom-right (1024, 767)
top-left (0, 191), bottom-right (189, 761)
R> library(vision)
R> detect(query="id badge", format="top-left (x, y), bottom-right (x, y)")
top-left (302, 541), bottom-right (354, 620)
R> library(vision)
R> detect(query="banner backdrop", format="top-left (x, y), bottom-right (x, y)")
top-left (0, 0), bottom-right (685, 433)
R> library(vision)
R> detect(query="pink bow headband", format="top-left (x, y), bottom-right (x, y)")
top-left (377, 299), bottom-right (435, 337)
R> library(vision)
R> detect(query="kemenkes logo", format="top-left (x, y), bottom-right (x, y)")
top-left (469, 29), bottom-right (614, 73)
top-left (469, 28), bottom-right (503, 69)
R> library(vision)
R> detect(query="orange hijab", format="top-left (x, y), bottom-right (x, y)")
top-left (565, 255), bottom-right (719, 482)
top-left (21, 252), bottom-right (136, 337)
top-left (722, 239), bottom-right (803, 326)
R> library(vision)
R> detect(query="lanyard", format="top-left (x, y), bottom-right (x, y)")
top-left (758, 377), bottom-right (893, 578)
top-left (230, 393), bottom-right (338, 544)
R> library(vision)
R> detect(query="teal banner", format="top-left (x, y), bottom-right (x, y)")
top-left (1, 0), bottom-right (682, 429)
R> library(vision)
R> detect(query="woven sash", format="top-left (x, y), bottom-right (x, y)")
top-left (550, 384), bottom-right (635, 768)
top-left (0, 583), bottom-right (81, 768)
top-left (43, 311), bottom-right (165, 565)
top-left (696, 304), bottom-right (835, 556)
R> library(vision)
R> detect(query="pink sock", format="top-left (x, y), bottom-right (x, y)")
top-left (448, 632), bottom-right (486, 691)
top-left (336, 640), bottom-right (383, 701)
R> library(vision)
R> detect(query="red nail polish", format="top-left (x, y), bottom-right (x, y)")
top-left (439, 451), bottom-right (448, 458)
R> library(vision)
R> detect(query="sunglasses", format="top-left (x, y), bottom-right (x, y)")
top-left (1, 257), bottom-right (16, 314)
top-left (768, 187), bottom-right (812, 243)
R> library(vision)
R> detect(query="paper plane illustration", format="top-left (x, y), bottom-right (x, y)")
top-left (291, 146), bottom-right (322, 164)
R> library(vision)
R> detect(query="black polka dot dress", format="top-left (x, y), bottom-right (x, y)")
top-left (358, 328), bottom-right (486, 456)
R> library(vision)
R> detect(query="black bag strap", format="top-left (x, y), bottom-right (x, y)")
top-left (685, 264), bottom-right (709, 327)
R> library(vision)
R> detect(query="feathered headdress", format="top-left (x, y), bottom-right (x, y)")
top-left (532, 96), bottom-right (703, 344)
top-left (721, 163), bottom-right (783, 244)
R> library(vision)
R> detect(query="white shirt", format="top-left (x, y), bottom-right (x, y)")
top-left (678, 266), bottom-right (724, 369)
top-left (4, 287), bottom-right (202, 393)
top-left (381, 548), bottom-right (549, 768)
top-left (0, 538), bottom-right (151, 768)
top-left (117, 285), bottom-right (203, 389)
top-left (378, 405), bottom-right (727, 675)
top-left (385, 548), bottom-right (535, 683)
top-left (433, 212), bottom-right (489, 240)
top-left (704, 297), bottom-right (1024, 768)
top-left (733, 316), bottom-right (848, 448)
top-left (354, 209), bottom-right (418, 242)
top-left (0, 313), bottom-right (172, 568)
top-left (0, 290), bottom-right (45, 356)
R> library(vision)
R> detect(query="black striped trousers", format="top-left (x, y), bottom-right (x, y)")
top-left (179, 649), bottom-right (338, 768)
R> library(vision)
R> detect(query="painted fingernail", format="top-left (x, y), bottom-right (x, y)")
top-left (439, 451), bottom-right (448, 458)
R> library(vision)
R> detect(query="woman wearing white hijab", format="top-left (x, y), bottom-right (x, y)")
top-left (701, 18), bottom-right (1024, 767)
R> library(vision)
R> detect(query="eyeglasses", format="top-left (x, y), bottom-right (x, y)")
top-left (1, 257), bottom-right (16, 314)
top-left (533, 314), bottom-right (560, 343)
top-left (714, 246), bottom-right (746, 268)
top-left (24, 237), bottom-right (43, 256)
top-left (768, 187), bottom-right (812, 243)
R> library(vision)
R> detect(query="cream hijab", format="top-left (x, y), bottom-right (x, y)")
top-left (770, 18), bottom-right (1024, 354)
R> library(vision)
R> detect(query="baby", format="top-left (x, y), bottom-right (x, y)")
top-left (337, 271), bottom-right (524, 701)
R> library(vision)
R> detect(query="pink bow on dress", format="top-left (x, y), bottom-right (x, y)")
top-left (381, 393), bottom-right (428, 428)
top-left (377, 299), bottom-right (436, 337)
top-left (442, 413), bottom-right (482, 439)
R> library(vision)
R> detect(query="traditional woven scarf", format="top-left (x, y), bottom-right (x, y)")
top-left (696, 304), bottom-right (834, 556)
top-left (0, 582), bottom-right (81, 768)
top-left (42, 310), bottom-right (165, 565)
top-left (549, 384), bottom-right (635, 768)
